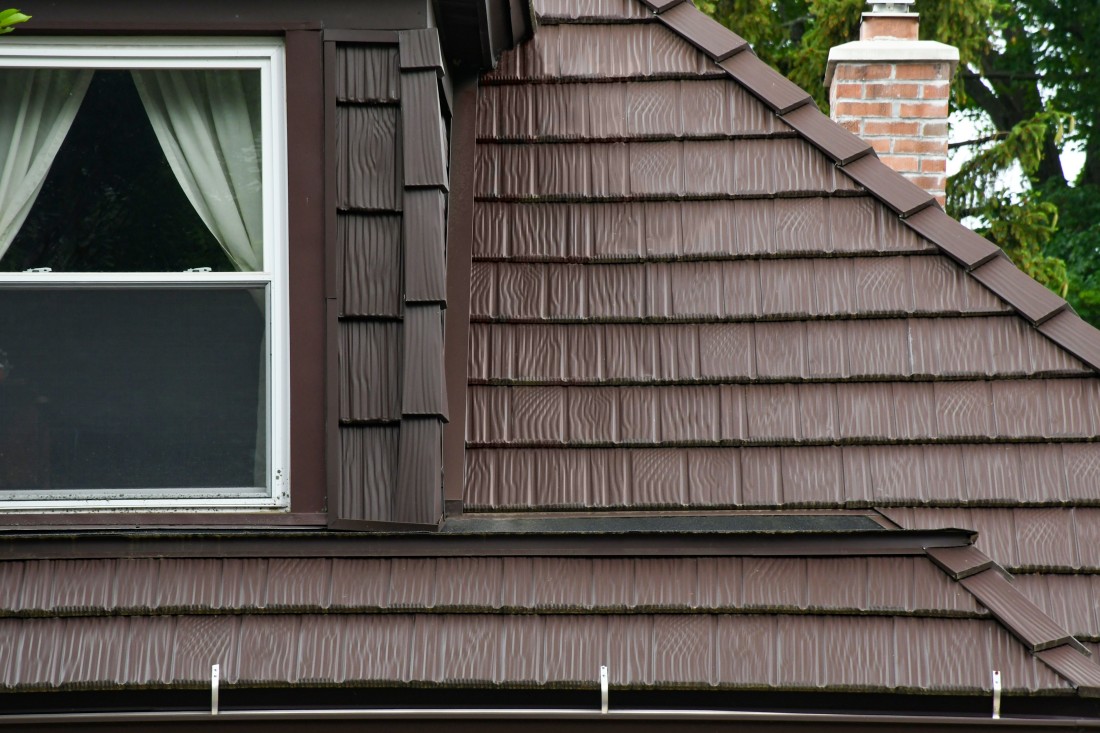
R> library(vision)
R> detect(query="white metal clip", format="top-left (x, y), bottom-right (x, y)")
top-left (992, 669), bottom-right (1001, 719)
top-left (600, 665), bottom-right (609, 714)
top-left (211, 663), bottom-right (220, 715)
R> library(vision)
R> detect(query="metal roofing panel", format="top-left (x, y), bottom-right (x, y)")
top-left (743, 558), bottom-right (806, 610)
top-left (652, 615), bottom-right (713, 684)
top-left (329, 559), bottom-right (393, 610)
top-left (238, 615), bottom-right (299, 684)
top-left (624, 80), bottom-right (683, 137)
top-left (337, 106), bottom-right (399, 211)
top-left (1014, 508), bottom-right (1078, 571)
top-left (754, 322), bottom-right (806, 380)
top-left (173, 615), bottom-right (241, 685)
top-left (1018, 443), bottom-right (1070, 503)
top-left (1065, 445), bottom-right (1100, 506)
top-left (853, 256), bottom-right (912, 314)
top-left (340, 321), bottom-right (401, 421)
top-left (960, 569), bottom-right (1076, 651)
top-left (836, 383), bottom-right (895, 441)
top-left (1046, 378), bottom-right (1099, 438)
top-left (745, 384), bottom-right (801, 442)
top-left (341, 615), bottom-right (412, 683)
top-left (685, 447), bottom-right (741, 505)
top-left (740, 447), bottom-right (783, 506)
top-left (881, 508), bottom-right (1021, 569)
top-left (336, 45), bottom-right (400, 103)
top-left (932, 381), bottom-right (993, 439)
top-left (961, 444), bottom-right (1021, 504)
top-left (774, 198), bottom-right (830, 255)
top-left (810, 258), bottom-right (859, 316)
top-left (780, 615), bottom-right (894, 690)
top-left (153, 558), bottom-right (223, 612)
top-left (781, 446), bottom-right (843, 506)
top-left (847, 320), bottom-right (910, 378)
top-left (804, 557), bottom-right (866, 611)
top-left (340, 214), bottom-right (402, 317)
top-left (266, 559), bottom-right (331, 611)
top-left (991, 380), bottom-right (1048, 438)
top-left (511, 386), bottom-right (565, 443)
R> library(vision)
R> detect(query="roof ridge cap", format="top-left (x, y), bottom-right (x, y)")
top-left (925, 546), bottom-right (1100, 697)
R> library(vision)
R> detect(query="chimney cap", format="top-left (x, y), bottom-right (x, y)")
top-left (868, 0), bottom-right (915, 11)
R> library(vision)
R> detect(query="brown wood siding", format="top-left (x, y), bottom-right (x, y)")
top-left (332, 31), bottom-right (450, 526)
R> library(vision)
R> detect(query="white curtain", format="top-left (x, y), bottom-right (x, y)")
top-left (131, 69), bottom-right (264, 272)
top-left (134, 69), bottom-right (268, 487)
top-left (0, 69), bottom-right (93, 261)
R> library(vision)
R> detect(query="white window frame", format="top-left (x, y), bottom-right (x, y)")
top-left (0, 38), bottom-right (290, 512)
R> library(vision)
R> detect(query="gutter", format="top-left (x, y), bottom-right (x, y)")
top-left (3, 707), bottom-right (1100, 730)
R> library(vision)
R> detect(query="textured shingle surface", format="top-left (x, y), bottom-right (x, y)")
top-left (336, 37), bottom-right (449, 525)
top-left (461, 0), bottom-right (1100, 700)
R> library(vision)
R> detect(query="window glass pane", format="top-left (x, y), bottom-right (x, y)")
top-left (0, 67), bottom-right (264, 273)
top-left (0, 288), bottom-right (267, 492)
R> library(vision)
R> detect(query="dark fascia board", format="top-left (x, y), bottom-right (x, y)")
top-left (0, 527), bottom-right (974, 561)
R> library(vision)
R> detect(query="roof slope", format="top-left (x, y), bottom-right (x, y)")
top-left (462, 0), bottom-right (1100, 703)
top-left (0, 554), bottom-right (1075, 697)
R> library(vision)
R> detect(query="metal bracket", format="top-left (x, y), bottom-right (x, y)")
top-left (992, 669), bottom-right (1001, 719)
top-left (211, 663), bottom-right (220, 716)
top-left (599, 665), bottom-right (609, 714)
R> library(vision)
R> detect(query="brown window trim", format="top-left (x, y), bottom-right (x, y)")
top-left (0, 28), bottom-right (328, 528)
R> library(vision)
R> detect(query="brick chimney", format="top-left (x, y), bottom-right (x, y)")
top-left (825, 1), bottom-right (959, 204)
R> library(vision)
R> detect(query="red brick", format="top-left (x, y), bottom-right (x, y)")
top-left (832, 82), bottom-right (864, 100)
top-left (867, 137), bottom-right (893, 154)
top-left (899, 101), bottom-right (948, 118)
top-left (907, 174), bottom-right (946, 190)
top-left (835, 101), bottom-right (893, 117)
top-left (835, 64), bottom-right (893, 81)
top-left (893, 138), bottom-right (945, 155)
top-left (921, 121), bottom-right (949, 137)
top-left (895, 63), bottom-right (949, 81)
top-left (864, 82), bottom-right (920, 100)
top-left (862, 120), bottom-right (919, 136)
top-left (837, 119), bottom-right (863, 135)
top-left (920, 156), bottom-right (948, 173)
top-left (921, 83), bottom-right (950, 100)
top-left (880, 154), bottom-right (920, 172)
top-left (860, 16), bottom-right (919, 41)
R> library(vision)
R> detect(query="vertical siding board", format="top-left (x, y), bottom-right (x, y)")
top-left (336, 45), bottom-right (400, 103)
top-left (337, 106), bottom-right (400, 211)
top-left (404, 189), bottom-right (448, 303)
top-left (401, 70), bottom-right (449, 188)
top-left (402, 305), bottom-right (447, 417)
top-left (395, 418), bottom-right (443, 524)
top-left (340, 214), bottom-right (402, 317)
top-left (339, 426), bottom-right (399, 523)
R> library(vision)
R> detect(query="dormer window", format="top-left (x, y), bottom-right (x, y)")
top-left (0, 39), bottom-right (289, 511)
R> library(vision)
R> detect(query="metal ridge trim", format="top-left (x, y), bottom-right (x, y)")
top-left (0, 527), bottom-right (975, 561)
top-left (959, 568), bottom-right (1086, 654)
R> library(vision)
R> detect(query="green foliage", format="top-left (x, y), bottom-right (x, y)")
top-left (699, 0), bottom-right (1100, 326)
top-left (0, 8), bottom-right (29, 34)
